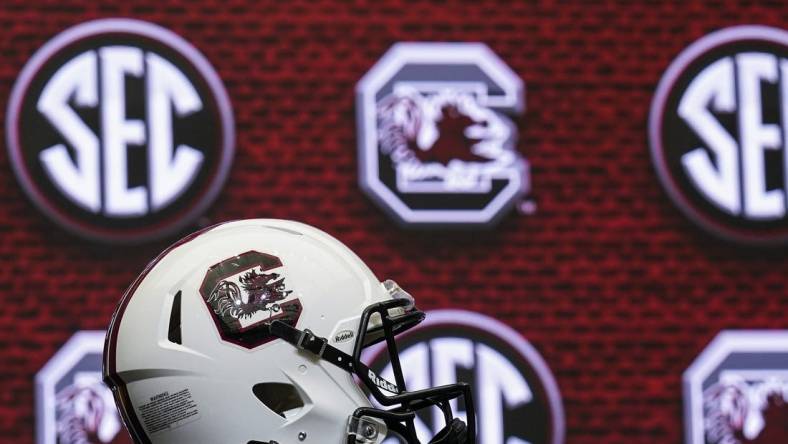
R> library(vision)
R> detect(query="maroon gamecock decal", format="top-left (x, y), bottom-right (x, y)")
top-left (199, 251), bottom-right (301, 349)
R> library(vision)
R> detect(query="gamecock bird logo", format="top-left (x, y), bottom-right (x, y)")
top-left (207, 268), bottom-right (292, 320)
top-left (377, 87), bottom-right (517, 194)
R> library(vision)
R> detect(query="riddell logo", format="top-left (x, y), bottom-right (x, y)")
top-left (356, 43), bottom-right (530, 228)
top-left (365, 310), bottom-right (564, 444)
top-left (6, 19), bottom-right (234, 243)
top-left (334, 330), bottom-right (354, 344)
top-left (650, 26), bottom-right (788, 244)
top-left (367, 369), bottom-right (399, 393)
top-left (684, 330), bottom-right (788, 444)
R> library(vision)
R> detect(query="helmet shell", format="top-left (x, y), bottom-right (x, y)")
top-left (104, 219), bottom-right (390, 444)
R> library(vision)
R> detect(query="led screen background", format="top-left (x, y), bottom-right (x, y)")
top-left (1, 1), bottom-right (787, 443)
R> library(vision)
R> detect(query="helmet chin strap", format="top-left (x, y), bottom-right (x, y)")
top-left (268, 320), bottom-right (403, 395)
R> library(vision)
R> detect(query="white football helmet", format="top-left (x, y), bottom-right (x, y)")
top-left (103, 219), bottom-right (475, 444)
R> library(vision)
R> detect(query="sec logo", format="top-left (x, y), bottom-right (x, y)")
top-left (684, 330), bottom-right (788, 444)
top-left (364, 310), bottom-right (564, 444)
top-left (650, 26), bottom-right (788, 244)
top-left (6, 18), bottom-right (234, 243)
top-left (36, 331), bottom-right (130, 444)
top-left (356, 43), bottom-right (530, 228)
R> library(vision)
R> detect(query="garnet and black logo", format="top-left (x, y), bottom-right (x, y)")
top-left (364, 310), bottom-right (564, 444)
top-left (36, 331), bottom-right (130, 444)
top-left (6, 18), bottom-right (234, 243)
top-left (199, 251), bottom-right (301, 349)
top-left (356, 43), bottom-right (529, 227)
top-left (649, 25), bottom-right (788, 244)
top-left (684, 330), bottom-right (788, 444)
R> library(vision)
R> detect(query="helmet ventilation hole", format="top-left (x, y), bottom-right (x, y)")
top-left (253, 383), bottom-right (305, 418)
top-left (167, 291), bottom-right (182, 345)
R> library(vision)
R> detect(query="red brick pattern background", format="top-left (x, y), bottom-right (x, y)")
top-left (1, 1), bottom-right (787, 443)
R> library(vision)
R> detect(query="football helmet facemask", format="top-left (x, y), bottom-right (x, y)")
top-left (103, 219), bottom-right (475, 444)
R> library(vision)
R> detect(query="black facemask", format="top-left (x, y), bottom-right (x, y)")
top-left (269, 281), bottom-right (476, 444)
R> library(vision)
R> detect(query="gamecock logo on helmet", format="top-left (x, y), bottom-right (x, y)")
top-left (357, 43), bottom-right (530, 227)
top-left (684, 330), bottom-right (788, 444)
top-left (199, 251), bottom-right (301, 349)
top-left (36, 331), bottom-right (129, 444)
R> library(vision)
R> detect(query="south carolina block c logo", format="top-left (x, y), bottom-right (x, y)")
top-left (356, 43), bottom-right (529, 227)
top-left (6, 18), bottom-right (234, 243)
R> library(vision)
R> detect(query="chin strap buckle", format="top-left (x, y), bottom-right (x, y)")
top-left (296, 329), bottom-right (329, 358)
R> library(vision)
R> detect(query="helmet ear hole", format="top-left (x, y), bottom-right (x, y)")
top-left (167, 291), bottom-right (182, 345)
top-left (252, 383), bottom-right (304, 418)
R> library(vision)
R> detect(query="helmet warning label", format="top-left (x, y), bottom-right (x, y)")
top-left (137, 388), bottom-right (201, 435)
